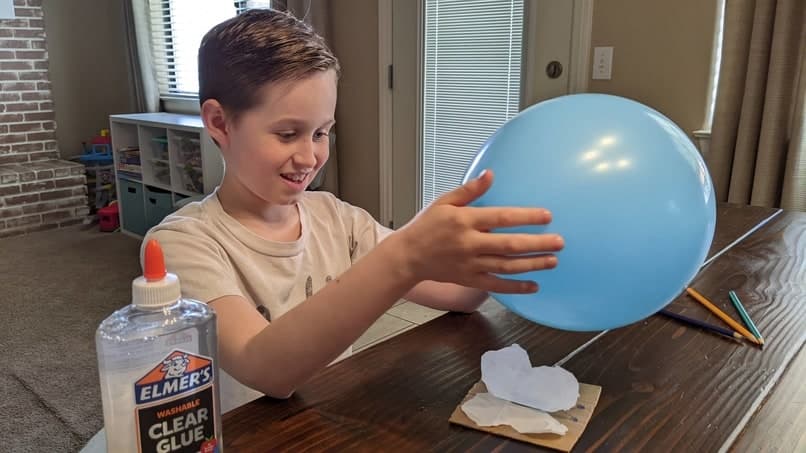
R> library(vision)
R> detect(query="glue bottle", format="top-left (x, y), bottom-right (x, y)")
top-left (95, 239), bottom-right (222, 452)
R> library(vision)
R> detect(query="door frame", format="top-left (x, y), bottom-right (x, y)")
top-left (377, 0), bottom-right (593, 227)
top-left (378, 0), bottom-right (394, 228)
top-left (569, 0), bottom-right (594, 94)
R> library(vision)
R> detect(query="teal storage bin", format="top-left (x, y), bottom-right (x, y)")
top-left (144, 185), bottom-right (174, 230)
top-left (119, 178), bottom-right (147, 236)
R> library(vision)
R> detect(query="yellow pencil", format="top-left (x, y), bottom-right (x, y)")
top-left (685, 287), bottom-right (761, 345)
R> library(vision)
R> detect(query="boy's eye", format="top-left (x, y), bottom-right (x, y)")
top-left (277, 132), bottom-right (296, 140)
top-left (314, 131), bottom-right (330, 140)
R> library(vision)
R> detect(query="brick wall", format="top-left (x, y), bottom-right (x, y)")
top-left (0, 0), bottom-right (89, 238)
top-left (0, 160), bottom-right (89, 237)
top-left (0, 0), bottom-right (58, 164)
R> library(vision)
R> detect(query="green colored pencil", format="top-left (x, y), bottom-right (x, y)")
top-left (729, 290), bottom-right (765, 345)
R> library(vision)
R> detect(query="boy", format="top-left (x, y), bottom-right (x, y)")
top-left (146, 9), bottom-right (563, 414)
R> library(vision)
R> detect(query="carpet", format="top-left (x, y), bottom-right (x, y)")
top-left (0, 225), bottom-right (141, 452)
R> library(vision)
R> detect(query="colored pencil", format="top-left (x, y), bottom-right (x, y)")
top-left (729, 290), bottom-right (765, 345)
top-left (658, 308), bottom-right (743, 340)
top-left (685, 287), bottom-right (761, 345)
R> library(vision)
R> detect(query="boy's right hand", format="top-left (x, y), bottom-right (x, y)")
top-left (395, 169), bottom-right (563, 294)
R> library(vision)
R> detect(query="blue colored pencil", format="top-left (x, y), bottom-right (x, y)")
top-left (658, 308), bottom-right (743, 340)
top-left (729, 290), bottom-right (765, 345)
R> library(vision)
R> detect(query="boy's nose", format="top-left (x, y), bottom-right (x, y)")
top-left (293, 141), bottom-right (318, 168)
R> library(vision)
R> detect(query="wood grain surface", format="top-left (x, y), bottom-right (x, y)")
top-left (562, 211), bottom-right (805, 452)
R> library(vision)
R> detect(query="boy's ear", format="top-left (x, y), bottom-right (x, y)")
top-left (201, 99), bottom-right (229, 149)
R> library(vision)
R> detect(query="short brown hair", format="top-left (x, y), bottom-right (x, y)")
top-left (198, 9), bottom-right (339, 117)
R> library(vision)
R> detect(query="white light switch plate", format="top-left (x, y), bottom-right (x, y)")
top-left (592, 47), bottom-right (613, 80)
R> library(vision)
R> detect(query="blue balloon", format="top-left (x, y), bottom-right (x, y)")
top-left (463, 94), bottom-right (716, 331)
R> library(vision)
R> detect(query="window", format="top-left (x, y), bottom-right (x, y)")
top-left (149, 0), bottom-right (272, 98)
top-left (421, 0), bottom-right (524, 208)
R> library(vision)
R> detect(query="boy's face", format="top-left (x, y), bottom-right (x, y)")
top-left (218, 70), bottom-right (337, 206)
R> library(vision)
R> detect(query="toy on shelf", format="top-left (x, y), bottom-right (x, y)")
top-left (174, 135), bottom-right (204, 193)
top-left (151, 136), bottom-right (169, 161)
top-left (76, 129), bottom-right (116, 213)
top-left (117, 146), bottom-right (141, 179)
top-left (92, 128), bottom-right (112, 146)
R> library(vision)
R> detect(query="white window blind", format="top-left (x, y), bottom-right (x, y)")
top-left (149, 0), bottom-right (272, 98)
top-left (421, 0), bottom-right (524, 208)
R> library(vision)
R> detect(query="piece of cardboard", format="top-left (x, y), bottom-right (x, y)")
top-left (449, 381), bottom-right (602, 452)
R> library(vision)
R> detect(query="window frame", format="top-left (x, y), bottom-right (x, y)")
top-left (150, 0), bottom-right (273, 114)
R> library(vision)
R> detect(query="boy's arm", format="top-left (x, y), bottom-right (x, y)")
top-left (211, 260), bottom-right (488, 401)
top-left (404, 281), bottom-right (488, 313)
top-left (211, 236), bottom-right (417, 399)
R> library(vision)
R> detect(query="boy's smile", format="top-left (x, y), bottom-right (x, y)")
top-left (279, 171), bottom-right (310, 188)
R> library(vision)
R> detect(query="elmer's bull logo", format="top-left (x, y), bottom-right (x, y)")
top-left (135, 351), bottom-right (213, 405)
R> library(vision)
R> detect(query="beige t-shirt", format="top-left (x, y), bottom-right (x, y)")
top-left (143, 189), bottom-right (392, 413)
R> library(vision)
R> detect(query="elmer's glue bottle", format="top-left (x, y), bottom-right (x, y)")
top-left (95, 239), bottom-right (222, 452)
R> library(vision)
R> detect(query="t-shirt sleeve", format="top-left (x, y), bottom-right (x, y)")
top-left (143, 225), bottom-right (244, 304)
top-left (336, 198), bottom-right (394, 264)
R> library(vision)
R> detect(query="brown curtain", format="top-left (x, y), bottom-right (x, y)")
top-left (123, 0), bottom-right (160, 113)
top-left (278, 0), bottom-right (341, 196)
top-left (707, 0), bottom-right (805, 211)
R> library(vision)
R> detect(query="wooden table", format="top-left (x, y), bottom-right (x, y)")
top-left (223, 203), bottom-right (805, 452)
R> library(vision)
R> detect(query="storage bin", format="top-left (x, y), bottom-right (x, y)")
top-left (119, 178), bottom-right (147, 236)
top-left (144, 185), bottom-right (174, 230)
